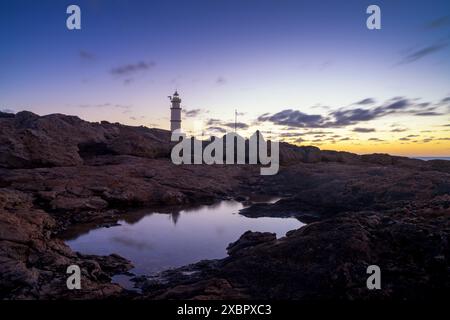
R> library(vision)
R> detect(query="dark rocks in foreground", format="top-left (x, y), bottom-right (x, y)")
top-left (0, 111), bottom-right (171, 169)
top-left (2, 111), bottom-right (449, 173)
top-left (137, 195), bottom-right (449, 300)
top-left (226, 231), bottom-right (276, 256)
top-left (0, 111), bottom-right (449, 300)
top-left (0, 200), bottom-right (133, 299)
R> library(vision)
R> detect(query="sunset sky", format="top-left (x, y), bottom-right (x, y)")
top-left (1, 0), bottom-right (449, 156)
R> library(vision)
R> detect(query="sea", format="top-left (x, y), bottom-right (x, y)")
top-left (413, 157), bottom-right (450, 161)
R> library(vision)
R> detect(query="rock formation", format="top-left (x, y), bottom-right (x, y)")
top-left (0, 111), bottom-right (448, 300)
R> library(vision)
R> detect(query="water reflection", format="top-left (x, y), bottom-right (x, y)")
top-left (64, 200), bottom-right (304, 276)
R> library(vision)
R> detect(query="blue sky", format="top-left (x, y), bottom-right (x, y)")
top-left (1, 0), bottom-right (449, 155)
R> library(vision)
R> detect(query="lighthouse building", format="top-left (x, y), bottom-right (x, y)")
top-left (169, 91), bottom-right (182, 132)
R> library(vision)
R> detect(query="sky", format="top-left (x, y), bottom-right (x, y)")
top-left (1, 0), bottom-right (449, 156)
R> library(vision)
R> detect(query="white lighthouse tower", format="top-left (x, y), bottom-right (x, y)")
top-left (169, 91), bottom-right (182, 132)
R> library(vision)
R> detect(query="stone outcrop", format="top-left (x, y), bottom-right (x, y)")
top-left (226, 231), bottom-right (276, 256)
top-left (0, 111), bottom-right (449, 300)
top-left (0, 188), bottom-right (132, 299)
top-left (138, 195), bottom-right (449, 300)
top-left (0, 111), bottom-right (171, 169)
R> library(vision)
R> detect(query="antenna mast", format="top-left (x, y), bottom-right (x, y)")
top-left (234, 109), bottom-right (237, 133)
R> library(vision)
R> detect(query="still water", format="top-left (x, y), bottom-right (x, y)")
top-left (64, 200), bottom-right (304, 277)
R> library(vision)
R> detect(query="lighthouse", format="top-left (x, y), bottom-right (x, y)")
top-left (169, 91), bottom-right (182, 132)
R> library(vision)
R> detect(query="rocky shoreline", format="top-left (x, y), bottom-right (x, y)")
top-left (0, 111), bottom-right (449, 300)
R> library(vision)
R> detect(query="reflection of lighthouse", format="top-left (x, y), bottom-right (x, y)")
top-left (169, 91), bottom-right (181, 132)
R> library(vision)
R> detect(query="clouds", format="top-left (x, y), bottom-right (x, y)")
top-left (204, 118), bottom-right (249, 131)
top-left (207, 126), bottom-right (227, 133)
top-left (398, 135), bottom-right (420, 143)
top-left (399, 136), bottom-right (449, 144)
top-left (391, 128), bottom-right (407, 132)
top-left (398, 41), bottom-right (449, 65)
top-left (278, 132), bottom-right (302, 138)
top-left (303, 131), bottom-right (333, 135)
top-left (352, 127), bottom-right (376, 133)
top-left (224, 122), bottom-right (248, 129)
top-left (79, 50), bottom-right (95, 61)
top-left (78, 103), bottom-right (131, 110)
top-left (354, 98), bottom-right (376, 105)
top-left (111, 61), bottom-right (155, 76)
top-left (384, 99), bottom-right (411, 110)
top-left (206, 118), bottom-right (222, 126)
top-left (257, 109), bottom-right (325, 128)
top-left (330, 107), bottom-right (384, 126)
top-left (183, 108), bottom-right (205, 118)
top-left (415, 111), bottom-right (443, 116)
top-left (216, 76), bottom-right (227, 85)
top-left (425, 16), bottom-right (450, 29)
top-left (396, 15), bottom-right (450, 65)
top-left (129, 115), bottom-right (145, 121)
top-left (109, 60), bottom-right (156, 85)
top-left (252, 95), bottom-right (447, 148)
top-left (256, 101), bottom-right (395, 129)
top-left (257, 96), bottom-right (448, 130)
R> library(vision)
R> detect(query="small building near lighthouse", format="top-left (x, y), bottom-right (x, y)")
top-left (169, 91), bottom-right (182, 132)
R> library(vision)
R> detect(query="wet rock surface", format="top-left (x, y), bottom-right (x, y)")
top-left (0, 112), bottom-right (449, 300)
top-left (0, 192), bottom-right (132, 299)
top-left (137, 196), bottom-right (449, 300)
top-left (226, 231), bottom-right (276, 256)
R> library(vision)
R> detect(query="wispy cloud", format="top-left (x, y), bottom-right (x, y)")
top-left (129, 115), bottom-right (146, 120)
top-left (391, 128), bottom-right (407, 132)
top-left (111, 61), bottom-right (155, 76)
top-left (354, 98), bottom-right (376, 105)
top-left (182, 108), bottom-right (209, 118)
top-left (303, 131), bottom-right (333, 135)
top-left (257, 110), bottom-right (324, 128)
top-left (216, 76), bottom-right (227, 85)
top-left (425, 16), bottom-right (450, 29)
top-left (398, 41), bottom-right (449, 64)
top-left (207, 126), bottom-right (227, 133)
top-left (257, 96), bottom-right (448, 129)
top-left (78, 103), bottom-right (131, 110)
top-left (206, 118), bottom-right (222, 126)
top-left (400, 136), bottom-right (450, 144)
top-left (123, 78), bottom-right (133, 85)
top-left (79, 50), bottom-right (96, 61)
top-left (224, 122), bottom-right (248, 129)
top-left (204, 118), bottom-right (249, 130)
top-left (278, 132), bottom-right (302, 138)
top-left (415, 111), bottom-right (443, 116)
top-left (352, 127), bottom-right (376, 133)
